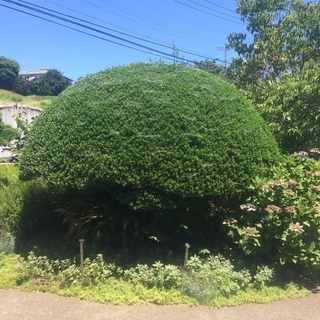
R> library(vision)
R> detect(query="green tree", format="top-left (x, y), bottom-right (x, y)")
top-left (194, 59), bottom-right (225, 77)
top-left (227, 0), bottom-right (320, 152)
top-left (37, 69), bottom-right (72, 96)
top-left (13, 75), bottom-right (32, 96)
top-left (0, 56), bottom-right (20, 91)
top-left (14, 69), bottom-right (71, 96)
top-left (228, 0), bottom-right (319, 92)
top-left (19, 63), bottom-right (281, 239)
top-left (261, 61), bottom-right (320, 152)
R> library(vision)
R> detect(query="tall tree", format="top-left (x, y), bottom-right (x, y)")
top-left (37, 69), bottom-right (72, 96)
top-left (227, 0), bottom-right (320, 152)
top-left (194, 59), bottom-right (225, 77)
top-left (227, 0), bottom-right (319, 99)
top-left (0, 56), bottom-right (20, 91)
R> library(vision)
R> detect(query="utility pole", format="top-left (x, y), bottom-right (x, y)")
top-left (217, 46), bottom-right (228, 68)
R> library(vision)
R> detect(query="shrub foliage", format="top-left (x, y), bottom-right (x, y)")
top-left (0, 115), bottom-right (20, 146)
top-left (0, 165), bottom-right (53, 237)
top-left (0, 56), bottom-right (19, 91)
top-left (225, 151), bottom-right (320, 274)
top-left (21, 63), bottom-right (279, 195)
top-left (14, 69), bottom-right (72, 96)
top-left (20, 63), bottom-right (280, 237)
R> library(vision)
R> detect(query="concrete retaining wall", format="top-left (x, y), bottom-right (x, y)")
top-left (0, 104), bottom-right (41, 128)
top-left (0, 104), bottom-right (42, 159)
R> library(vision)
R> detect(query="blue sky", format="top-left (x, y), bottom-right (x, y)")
top-left (0, 0), bottom-right (248, 82)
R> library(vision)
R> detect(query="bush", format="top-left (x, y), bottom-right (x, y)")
top-left (13, 70), bottom-right (71, 96)
top-left (0, 230), bottom-right (15, 253)
top-left (20, 63), bottom-right (281, 238)
top-left (0, 177), bottom-right (53, 237)
top-left (123, 261), bottom-right (181, 289)
top-left (36, 69), bottom-right (71, 96)
top-left (225, 150), bottom-right (320, 275)
top-left (0, 117), bottom-right (20, 146)
top-left (181, 254), bottom-right (251, 303)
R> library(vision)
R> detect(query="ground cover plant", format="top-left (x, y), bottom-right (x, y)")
top-left (0, 250), bottom-right (310, 306)
top-left (0, 253), bottom-right (22, 288)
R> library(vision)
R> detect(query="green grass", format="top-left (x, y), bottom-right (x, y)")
top-left (0, 89), bottom-right (54, 109)
top-left (0, 253), bottom-right (22, 288)
top-left (0, 164), bottom-right (20, 182)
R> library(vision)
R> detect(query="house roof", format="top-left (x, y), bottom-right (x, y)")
top-left (19, 69), bottom-right (49, 76)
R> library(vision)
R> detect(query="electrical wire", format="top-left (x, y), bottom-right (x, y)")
top-left (0, 3), bottom-right (163, 59)
top-left (78, 0), bottom-right (217, 44)
top-left (184, 0), bottom-right (240, 19)
top-left (38, 0), bottom-right (216, 59)
top-left (173, 0), bottom-right (243, 25)
top-left (51, 0), bottom-right (225, 48)
top-left (0, 0), bottom-right (223, 64)
top-left (131, 0), bottom-right (234, 37)
top-left (19, 0), bottom-right (214, 60)
top-left (203, 0), bottom-right (238, 14)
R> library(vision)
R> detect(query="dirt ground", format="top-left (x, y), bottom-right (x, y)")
top-left (0, 288), bottom-right (319, 320)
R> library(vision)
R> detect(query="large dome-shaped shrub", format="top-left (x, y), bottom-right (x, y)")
top-left (20, 63), bottom-right (280, 207)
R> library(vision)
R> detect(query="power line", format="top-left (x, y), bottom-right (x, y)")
top-left (19, 0), bottom-right (214, 61)
top-left (40, 0), bottom-right (215, 60)
top-left (0, 0), bottom-right (219, 64)
top-left (203, 0), bottom-right (238, 14)
top-left (131, 0), bottom-right (234, 37)
top-left (184, 0), bottom-right (240, 19)
top-left (78, 0), bottom-right (216, 45)
top-left (0, 3), bottom-right (162, 59)
top-left (173, 0), bottom-right (243, 25)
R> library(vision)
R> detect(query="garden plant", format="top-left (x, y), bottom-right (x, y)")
top-left (225, 150), bottom-right (320, 275)
top-left (19, 62), bottom-right (281, 242)
top-left (0, 61), bottom-right (317, 307)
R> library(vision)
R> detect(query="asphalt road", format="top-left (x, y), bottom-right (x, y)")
top-left (0, 289), bottom-right (319, 320)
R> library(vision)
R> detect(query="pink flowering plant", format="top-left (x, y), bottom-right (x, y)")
top-left (225, 150), bottom-right (320, 273)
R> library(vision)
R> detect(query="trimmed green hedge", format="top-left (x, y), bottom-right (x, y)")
top-left (20, 63), bottom-right (280, 207)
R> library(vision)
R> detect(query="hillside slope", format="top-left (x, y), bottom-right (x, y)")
top-left (0, 89), bottom-right (54, 109)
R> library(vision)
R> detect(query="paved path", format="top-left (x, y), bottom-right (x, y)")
top-left (0, 289), bottom-right (319, 320)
